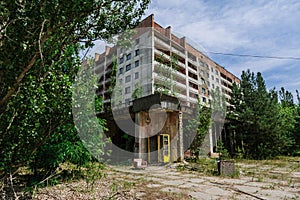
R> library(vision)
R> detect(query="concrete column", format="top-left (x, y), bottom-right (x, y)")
top-left (135, 112), bottom-right (141, 157)
top-left (209, 126), bottom-right (213, 153)
top-left (178, 111), bottom-right (184, 161)
top-left (139, 112), bottom-right (147, 161)
top-left (135, 112), bottom-right (146, 160)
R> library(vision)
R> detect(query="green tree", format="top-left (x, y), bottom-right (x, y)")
top-left (279, 87), bottom-right (294, 108)
top-left (277, 87), bottom-right (297, 155)
top-left (0, 0), bottom-right (150, 178)
top-left (0, 51), bottom-right (78, 176)
top-left (292, 90), bottom-right (300, 155)
top-left (185, 102), bottom-right (211, 158)
top-left (0, 0), bottom-right (150, 108)
top-left (227, 70), bottom-right (256, 157)
top-left (132, 82), bottom-right (143, 99)
top-left (228, 70), bottom-right (294, 159)
top-left (277, 103), bottom-right (296, 155)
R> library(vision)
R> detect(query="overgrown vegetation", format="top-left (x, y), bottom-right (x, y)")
top-left (185, 69), bottom-right (299, 162)
top-left (154, 54), bottom-right (181, 96)
top-left (227, 69), bottom-right (300, 159)
top-left (0, 0), bottom-right (150, 198)
top-left (177, 158), bottom-right (219, 176)
top-left (185, 103), bottom-right (211, 158)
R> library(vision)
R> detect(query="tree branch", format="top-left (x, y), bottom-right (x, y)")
top-left (39, 19), bottom-right (48, 68)
top-left (0, 22), bottom-right (51, 109)
top-left (0, 53), bottom-right (38, 108)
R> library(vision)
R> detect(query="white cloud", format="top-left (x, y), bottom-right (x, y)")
top-left (145, 0), bottom-right (300, 94)
top-left (146, 0), bottom-right (300, 52)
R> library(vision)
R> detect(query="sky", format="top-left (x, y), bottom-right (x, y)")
top-left (144, 0), bottom-right (300, 99)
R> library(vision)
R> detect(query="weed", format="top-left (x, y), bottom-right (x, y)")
top-left (270, 174), bottom-right (279, 179)
top-left (84, 162), bottom-right (106, 191)
top-left (288, 178), bottom-right (295, 188)
top-left (110, 181), bottom-right (118, 193)
top-left (123, 181), bottom-right (134, 189)
top-left (230, 168), bottom-right (240, 178)
top-left (178, 158), bottom-right (218, 176)
top-left (245, 171), bottom-right (255, 176)
top-left (257, 176), bottom-right (263, 182)
top-left (229, 194), bottom-right (238, 200)
top-left (269, 183), bottom-right (275, 190)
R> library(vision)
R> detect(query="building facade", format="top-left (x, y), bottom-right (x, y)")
top-left (94, 14), bottom-right (240, 161)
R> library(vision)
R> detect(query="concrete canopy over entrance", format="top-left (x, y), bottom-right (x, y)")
top-left (132, 94), bottom-right (183, 163)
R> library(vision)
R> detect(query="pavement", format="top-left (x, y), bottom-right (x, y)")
top-left (107, 161), bottom-right (300, 200)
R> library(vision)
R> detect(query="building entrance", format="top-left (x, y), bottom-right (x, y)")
top-left (158, 134), bottom-right (170, 163)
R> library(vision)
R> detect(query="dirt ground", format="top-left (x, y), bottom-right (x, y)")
top-left (34, 157), bottom-right (300, 200)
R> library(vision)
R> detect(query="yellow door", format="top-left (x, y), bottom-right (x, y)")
top-left (158, 134), bottom-right (170, 163)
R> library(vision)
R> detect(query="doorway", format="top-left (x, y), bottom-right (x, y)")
top-left (157, 134), bottom-right (170, 163)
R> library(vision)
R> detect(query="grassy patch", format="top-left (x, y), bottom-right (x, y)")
top-left (177, 158), bottom-right (240, 178)
top-left (177, 158), bottom-right (219, 176)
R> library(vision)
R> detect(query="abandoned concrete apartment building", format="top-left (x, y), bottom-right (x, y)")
top-left (94, 14), bottom-right (240, 163)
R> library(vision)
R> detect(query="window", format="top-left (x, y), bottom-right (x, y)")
top-left (200, 70), bottom-right (204, 75)
top-left (135, 72), bottom-right (139, 79)
top-left (135, 49), bottom-right (140, 56)
top-left (199, 60), bottom-right (204, 67)
top-left (207, 81), bottom-right (210, 87)
top-left (201, 78), bottom-right (205, 84)
top-left (215, 70), bottom-right (219, 75)
top-left (206, 73), bottom-right (209, 78)
top-left (135, 60), bottom-right (139, 67)
top-left (212, 83), bottom-right (215, 89)
top-left (126, 64), bottom-right (131, 71)
top-left (125, 86), bottom-right (131, 94)
top-left (211, 75), bottom-right (214, 80)
top-left (202, 97), bottom-right (206, 103)
top-left (119, 78), bottom-right (123, 84)
top-left (126, 53), bottom-right (132, 60)
top-left (119, 67), bottom-right (124, 75)
top-left (202, 88), bottom-right (206, 94)
top-left (119, 56), bottom-right (124, 64)
top-left (125, 98), bottom-right (131, 104)
top-left (125, 75), bottom-right (131, 83)
top-left (216, 78), bottom-right (219, 83)
top-left (142, 83), bottom-right (152, 93)
top-left (211, 67), bottom-right (214, 72)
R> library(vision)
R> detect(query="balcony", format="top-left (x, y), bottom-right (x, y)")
top-left (171, 42), bottom-right (185, 58)
top-left (188, 67), bottom-right (198, 77)
top-left (188, 76), bottom-right (198, 85)
top-left (174, 80), bottom-right (186, 89)
top-left (154, 49), bottom-right (171, 61)
top-left (221, 79), bottom-right (233, 90)
top-left (173, 69), bottom-right (186, 79)
top-left (188, 61), bottom-right (198, 71)
top-left (189, 87), bottom-right (198, 94)
top-left (176, 60), bottom-right (186, 69)
top-left (154, 36), bottom-right (170, 50)
top-left (189, 97), bottom-right (198, 104)
top-left (188, 52), bottom-right (197, 62)
top-left (175, 92), bottom-right (187, 100)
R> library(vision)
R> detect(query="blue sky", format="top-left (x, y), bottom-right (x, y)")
top-left (144, 0), bottom-right (300, 99)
